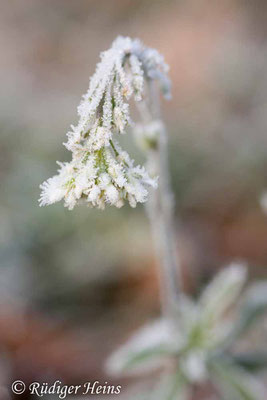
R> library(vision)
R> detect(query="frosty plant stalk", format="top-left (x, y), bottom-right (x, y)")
top-left (39, 36), bottom-right (180, 317)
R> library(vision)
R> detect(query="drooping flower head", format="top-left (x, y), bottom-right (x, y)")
top-left (39, 36), bottom-right (171, 210)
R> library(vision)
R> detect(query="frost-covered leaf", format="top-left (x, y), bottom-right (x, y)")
top-left (106, 319), bottom-right (177, 376)
top-left (229, 282), bottom-right (267, 340)
top-left (125, 371), bottom-right (189, 400)
top-left (153, 371), bottom-right (188, 400)
top-left (179, 350), bottom-right (208, 383)
top-left (230, 352), bottom-right (267, 373)
top-left (199, 263), bottom-right (247, 327)
top-left (210, 360), bottom-right (264, 400)
top-left (174, 294), bottom-right (199, 334)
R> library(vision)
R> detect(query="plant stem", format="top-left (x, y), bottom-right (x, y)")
top-left (137, 81), bottom-right (182, 320)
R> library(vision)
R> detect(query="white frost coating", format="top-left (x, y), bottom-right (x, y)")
top-left (106, 319), bottom-right (175, 376)
top-left (39, 36), bottom-right (170, 210)
top-left (200, 262), bottom-right (247, 323)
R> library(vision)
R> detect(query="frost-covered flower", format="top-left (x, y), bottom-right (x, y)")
top-left (39, 36), bottom-right (170, 210)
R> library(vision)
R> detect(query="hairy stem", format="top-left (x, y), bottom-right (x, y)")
top-left (137, 81), bottom-right (183, 320)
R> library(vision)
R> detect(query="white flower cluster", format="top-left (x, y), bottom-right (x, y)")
top-left (39, 36), bottom-right (171, 210)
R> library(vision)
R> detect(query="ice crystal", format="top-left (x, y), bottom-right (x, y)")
top-left (39, 36), bottom-right (170, 210)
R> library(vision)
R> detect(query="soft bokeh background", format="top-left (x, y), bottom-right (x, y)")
top-left (1, 0), bottom-right (267, 398)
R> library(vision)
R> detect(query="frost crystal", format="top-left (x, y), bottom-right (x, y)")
top-left (39, 36), bottom-right (170, 210)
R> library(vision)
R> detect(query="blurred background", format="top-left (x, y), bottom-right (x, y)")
top-left (1, 0), bottom-right (267, 398)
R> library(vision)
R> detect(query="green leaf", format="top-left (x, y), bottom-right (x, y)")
top-left (151, 370), bottom-right (188, 400)
top-left (106, 319), bottom-right (177, 375)
top-left (165, 371), bottom-right (188, 400)
top-left (229, 282), bottom-right (267, 340)
top-left (209, 360), bottom-right (262, 400)
top-left (119, 346), bottom-right (174, 371)
top-left (230, 352), bottom-right (267, 373)
top-left (199, 264), bottom-right (247, 328)
top-left (130, 370), bottom-right (189, 400)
